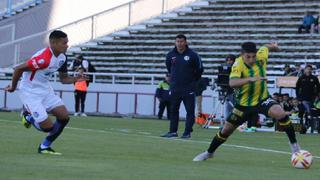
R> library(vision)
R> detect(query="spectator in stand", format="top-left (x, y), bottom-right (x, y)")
top-left (298, 12), bottom-right (315, 33)
top-left (289, 98), bottom-right (306, 134)
top-left (161, 34), bottom-right (203, 139)
top-left (155, 74), bottom-right (171, 120)
top-left (288, 97), bottom-right (293, 105)
top-left (272, 92), bottom-right (280, 102)
top-left (296, 64), bottom-right (320, 126)
top-left (282, 93), bottom-right (293, 112)
top-left (278, 94), bottom-right (284, 107)
top-left (223, 54), bottom-right (236, 118)
top-left (291, 64), bottom-right (303, 77)
top-left (283, 64), bottom-right (293, 76)
top-left (314, 13), bottom-right (320, 33)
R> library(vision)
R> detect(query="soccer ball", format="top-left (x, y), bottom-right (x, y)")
top-left (291, 150), bottom-right (313, 169)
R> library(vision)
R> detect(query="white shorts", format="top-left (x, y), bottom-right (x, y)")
top-left (18, 90), bottom-right (65, 123)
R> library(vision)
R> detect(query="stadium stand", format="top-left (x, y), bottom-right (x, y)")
top-left (66, 0), bottom-right (320, 84)
top-left (0, 0), bottom-right (47, 20)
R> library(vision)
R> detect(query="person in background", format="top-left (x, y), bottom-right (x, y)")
top-left (312, 93), bottom-right (320, 114)
top-left (282, 93), bottom-right (293, 112)
top-left (291, 64), bottom-right (303, 77)
top-left (296, 64), bottom-right (320, 127)
top-left (278, 94), bottom-right (284, 107)
top-left (155, 74), bottom-right (171, 120)
top-left (195, 77), bottom-right (210, 116)
top-left (314, 13), bottom-right (320, 33)
top-left (288, 98), bottom-right (306, 134)
top-left (161, 34), bottom-right (203, 139)
top-left (70, 54), bottom-right (89, 72)
top-left (74, 68), bottom-right (88, 117)
top-left (298, 11), bottom-right (315, 33)
top-left (69, 54), bottom-right (96, 86)
top-left (272, 92), bottom-right (280, 102)
top-left (283, 64), bottom-right (293, 76)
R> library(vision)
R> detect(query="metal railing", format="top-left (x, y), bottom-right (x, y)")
top-left (0, 70), bottom-right (216, 85)
top-left (0, 88), bottom-right (212, 116)
top-left (0, 0), bottom-right (198, 67)
top-left (0, 69), bottom-right (280, 87)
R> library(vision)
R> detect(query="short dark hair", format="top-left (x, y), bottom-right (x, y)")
top-left (226, 54), bottom-right (236, 61)
top-left (283, 93), bottom-right (289, 97)
top-left (175, 34), bottom-right (187, 40)
top-left (49, 30), bottom-right (67, 40)
top-left (241, 42), bottom-right (257, 53)
top-left (305, 64), bottom-right (313, 69)
top-left (75, 54), bottom-right (83, 60)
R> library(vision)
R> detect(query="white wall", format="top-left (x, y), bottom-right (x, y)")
top-left (0, 79), bottom-right (290, 119)
top-left (0, 80), bottom-right (216, 118)
top-left (47, 0), bottom-right (132, 29)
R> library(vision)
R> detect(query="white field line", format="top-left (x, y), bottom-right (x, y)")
top-left (0, 118), bottom-right (319, 159)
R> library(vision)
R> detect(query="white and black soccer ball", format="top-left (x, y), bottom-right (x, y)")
top-left (291, 150), bottom-right (313, 169)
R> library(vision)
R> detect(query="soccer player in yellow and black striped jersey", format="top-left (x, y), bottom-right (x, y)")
top-left (193, 42), bottom-right (304, 162)
top-left (230, 45), bottom-right (269, 107)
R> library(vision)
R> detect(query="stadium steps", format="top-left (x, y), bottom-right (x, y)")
top-left (67, 0), bottom-right (320, 84)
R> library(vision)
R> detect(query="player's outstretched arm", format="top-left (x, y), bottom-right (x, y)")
top-left (5, 63), bottom-right (30, 92)
top-left (58, 72), bottom-right (88, 84)
top-left (229, 77), bottom-right (267, 88)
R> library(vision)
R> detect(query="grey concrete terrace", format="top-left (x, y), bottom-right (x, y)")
top-left (67, 0), bottom-right (320, 84)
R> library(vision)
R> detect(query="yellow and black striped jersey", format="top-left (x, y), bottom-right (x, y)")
top-left (230, 46), bottom-right (269, 107)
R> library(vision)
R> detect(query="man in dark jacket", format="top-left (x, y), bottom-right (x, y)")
top-left (155, 74), bottom-right (171, 120)
top-left (296, 64), bottom-right (320, 121)
top-left (161, 34), bottom-right (203, 139)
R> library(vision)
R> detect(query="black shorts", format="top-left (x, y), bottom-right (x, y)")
top-left (226, 97), bottom-right (278, 126)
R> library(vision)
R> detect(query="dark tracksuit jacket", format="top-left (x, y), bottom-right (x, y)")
top-left (165, 46), bottom-right (203, 134)
top-left (296, 74), bottom-right (320, 102)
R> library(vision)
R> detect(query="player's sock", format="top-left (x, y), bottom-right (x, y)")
top-left (279, 116), bottom-right (297, 144)
top-left (41, 119), bottom-right (69, 148)
top-left (40, 143), bottom-right (49, 149)
top-left (284, 124), bottom-right (297, 144)
top-left (207, 131), bottom-right (228, 153)
top-left (25, 115), bottom-right (43, 131)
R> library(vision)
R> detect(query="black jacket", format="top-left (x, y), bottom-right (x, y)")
top-left (296, 74), bottom-right (320, 102)
top-left (166, 46), bottom-right (203, 93)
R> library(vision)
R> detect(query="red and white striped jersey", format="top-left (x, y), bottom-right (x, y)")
top-left (19, 47), bottom-right (67, 95)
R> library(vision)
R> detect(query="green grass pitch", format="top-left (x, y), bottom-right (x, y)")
top-left (0, 112), bottom-right (319, 180)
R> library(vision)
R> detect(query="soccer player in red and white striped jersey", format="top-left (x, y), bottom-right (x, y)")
top-left (5, 30), bottom-right (87, 155)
